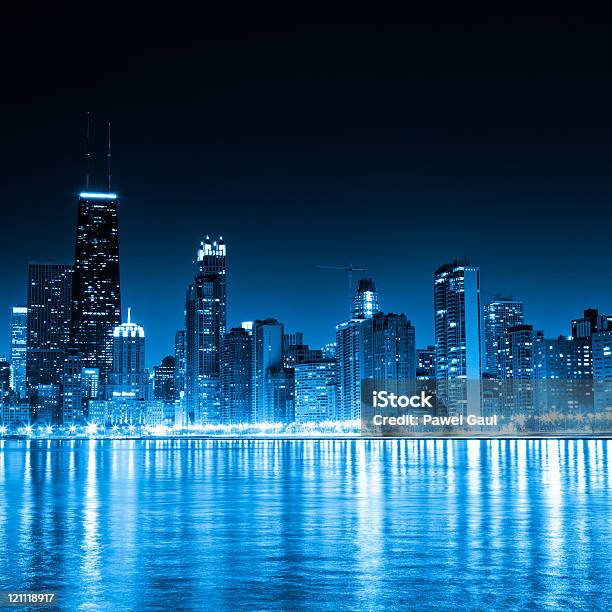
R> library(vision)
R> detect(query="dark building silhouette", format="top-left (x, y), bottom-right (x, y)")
top-left (70, 188), bottom-right (121, 382)
top-left (26, 262), bottom-right (73, 423)
top-left (154, 356), bottom-right (176, 402)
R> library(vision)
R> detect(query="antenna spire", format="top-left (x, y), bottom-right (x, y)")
top-left (106, 121), bottom-right (112, 192)
top-left (85, 112), bottom-right (92, 189)
top-left (127, 306), bottom-right (131, 325)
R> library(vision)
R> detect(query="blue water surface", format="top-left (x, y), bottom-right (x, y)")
top-left (0, 439), bottom-right (610, 611)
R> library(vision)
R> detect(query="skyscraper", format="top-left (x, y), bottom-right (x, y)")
top-left (108, 308), bottom-right (147, 400)
top-left (592, 331), bottom-right (612, 411)
top-left (61, 348), bottom-right (84, 425)
top-left (220, 327), bottom-right (252, 424)
top-left (0, 357), bottom-right (10, 401)
top-left (361, 312), bottom-right (416, 382)
top-left (295, 360), bottom-right (337, 423)
top-left (352, 278), bottom-right (380, 320)
top-left (571, 308), bottom-right (610, 338)
top-left (417, 346), bottom-right (436, 380)
top-left (154, 356), bottom-right (176, 402)
top-left (185, 237), bottom-right (226, 424)
top-left (70, 190), bottom-right (121, 381)
top-left (174, 330), bottom-right (186, 399)
top-left (26, 262), bottom-right (73, 423)
top-left (484, 294), bottom-right (524, 376)
top-left (434, 260), bottom-right (482, 417)
top-left (252, 318), bottom-right (284, 423)
top-left (10, 306), bottom-right (27, 398)
top-left (335, 319), bottom-right (364, 420)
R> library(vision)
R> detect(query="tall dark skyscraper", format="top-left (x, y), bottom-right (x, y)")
top-left (26, 262), bottom-right (73, 422)
top-left (70, 189), bottom-right (121, 381)
top-left (185, 237), bottom-right (227, 424)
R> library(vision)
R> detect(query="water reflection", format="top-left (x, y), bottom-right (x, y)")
top-left (0, 440), bottom-right (609, 610)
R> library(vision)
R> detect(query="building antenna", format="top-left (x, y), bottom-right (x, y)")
top-left (85, 112), bottom-right (92, 189)
top-left (106, 121), bottom-right (112, 192)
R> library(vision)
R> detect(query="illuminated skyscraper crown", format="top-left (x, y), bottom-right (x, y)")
top-left (113, 307), bottom-right (145, 338)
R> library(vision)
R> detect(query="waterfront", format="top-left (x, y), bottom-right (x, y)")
top-left (0, 439), bottom-right (610, 610)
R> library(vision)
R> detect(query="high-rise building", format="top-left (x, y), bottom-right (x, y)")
top-left (499, 325), bottom-right (539, 380)
top-left (264, 368), bottom-right (295, 424)
top-left (283, 343), bottom-right (324, 368)
top-left (295, 360), bottom-right (337, 423)
top-left (154, 356), bottom-right (176, 402)
top-left (26, 262), bottom-right (73, 423)
top-left (484, 294), bottom-right (524, 376)
top-left (434, 260), bottom-right (482, 417)
top-left (352, 278), bottom-right (380, 320)
top-left (220, 327), bottom-right (252, 424)
top-left (70, 189), bottom-right (121, 381)
top-left (335, 319), bottom-right (364, 420)
top-left (174, 330), bottom-right (186, 399)
top-left (108, 308), bottom-right (147, 400)
top-left (361, 312), bottom-right (416, 382)
top-left (498, 325), bottom-right (539, 413)
top-left (0, 357), bottom-right (10, 401)
top-left (571, 308), bottom-right (610, 339)
top-left (322, 342), bottom-right (337, 359)
top-left (417, 346), bottom-right (436, 380)
top-left (10, 306), bottom-right (27, 398)
top-left (592, 331), bottom-right (612, 411)
top-left (185, 237), bottom-right (227, 424)
top-left (532, 334), bottom-right (593, 414)
top-left (252, 318), bottom-right (284, 423)
top-left (61, 349), bottom-right (84, 425)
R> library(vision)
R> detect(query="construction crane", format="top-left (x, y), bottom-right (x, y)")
top-left (316, 263), bottom-right (367, 309)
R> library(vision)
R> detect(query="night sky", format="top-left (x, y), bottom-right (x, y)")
top-left (1, 8), bottom-right (611, 368)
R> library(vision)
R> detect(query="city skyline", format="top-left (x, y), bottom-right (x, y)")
top-left (1, 192), bottom-right (610, 369)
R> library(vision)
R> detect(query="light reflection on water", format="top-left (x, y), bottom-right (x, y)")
top-left (0, 439), bottom-right (610, 611)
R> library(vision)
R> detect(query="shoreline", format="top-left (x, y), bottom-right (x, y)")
top-left (2, 434), bottom-right (610, 442)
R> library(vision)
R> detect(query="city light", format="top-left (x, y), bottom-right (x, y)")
top-left (86, 423), bottom-right (97, 435)
top-left (79, 192), bottom-right (117, 200)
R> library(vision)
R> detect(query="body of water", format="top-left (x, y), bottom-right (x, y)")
top-left (0, 439), bottom-right (610, 610)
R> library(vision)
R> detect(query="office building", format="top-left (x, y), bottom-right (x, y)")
top-left (185, 237), bottom-right (226, 425)
top-left (484, 294), bottom-right (524, 376)
top-left (10, 306), bottom-right (27, 398)
top-left (352, 278), bottom-right (380, 320)
top-left (26, 262), bottom-right (73, 423)
top-left (252, 318), bottom-right (284, 423)
top-left (70, 190), bottom-right (121, 381)
top-left (295, 360), bottom-right (337, 423)
top-left (434, 260), bottom-right (482, 417)
top-left (108, 308), bottom-right (147, 400)
top-left (220, 327), bottom-right (252, 423)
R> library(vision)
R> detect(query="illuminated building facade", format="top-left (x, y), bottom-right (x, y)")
top-left (108, 308), bottom-right (147, 400)
top-left (70, 191), bottom-right (121, 381)
top-left (484, 294), bottom-right (524, 377)
top-left (220, 327), bottom-right (252, 423)
top-left (295, 360), bottom-right (337, 423)
top-left (10, 306), bottom-right (28, 398)
top-left (434, 260), bottom-right (482, 417)
top-left (185, 237), bottom-right (226, 424)
top-left (351, 278), bottom-right (380, 320)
